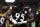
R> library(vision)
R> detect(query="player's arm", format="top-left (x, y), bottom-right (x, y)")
top-left (3, 10), bottom-right (17, 24)
top-left (3, 14), bottom-right (17, 24)
top-left (6, 20), bottom-right (10, 27)
top-left (27, 13), bottom-right (34, 22)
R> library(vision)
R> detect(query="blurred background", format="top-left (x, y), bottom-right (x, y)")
top-left (0, 0), bottom-right (40, 27)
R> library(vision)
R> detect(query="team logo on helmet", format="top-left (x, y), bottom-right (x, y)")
top-left (25, 11), bottom-right (27, 14)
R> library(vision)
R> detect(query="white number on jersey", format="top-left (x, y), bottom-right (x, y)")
top-left (15, 13), bottom-right (25, 21)
top-left (1, 17), bottom-right (5, 25)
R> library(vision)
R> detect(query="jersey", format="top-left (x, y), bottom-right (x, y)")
top-left (12, 8), bottom-right (29, 23)
top-left (37, 10), bottom-right (40, 21)
top-left (35, 10), bottom-right (40, 27)
top-left (0, 8), bottom-right (6, 27)
top-left (36, 10), bottom-right (40, 20)
top-left (0, 16), bottom-right (6, 27)
top-left (0, 13), bottom-right (6, 27)
top-left (12, 8), bottom-right (30, 27)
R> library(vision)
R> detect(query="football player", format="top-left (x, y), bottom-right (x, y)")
top-left (36, 7), bottom-right (40, 27)
top-left (0, 6), bottom-right (10, 27)
top-left (3, 2), bottom-right (34, 27)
